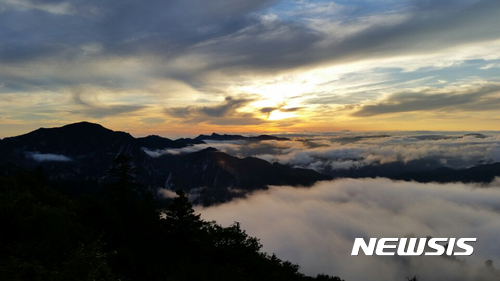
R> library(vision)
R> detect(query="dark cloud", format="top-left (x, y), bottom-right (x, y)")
top-left (186, 0), bottom-right (500, 75)
top-left (0, 0), bottom-right (276, 62)
top-left (2, 0), bottom-right (498, 92)
top-left (353, 83), bottom-right (500, 117)
top-left (260, 107), bottom-right (280, 114)
top-left (280, 107), bottom-right (304, 112)
top-left (319, 0), bottom-right (500, 65)
top-left (0, 0), bottom-right (279, 91)
top-left (165, 96), bottom-right (266, 125)
top-left (192, 20), bottom-right (323, 73)
top-left (166, 96), bottom-right (254, 118)
top-left (200, 97), bottom-right (252, 117)
top-left (259, 105), bottom-right (304, 118)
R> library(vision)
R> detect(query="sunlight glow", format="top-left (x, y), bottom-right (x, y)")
top-left (268, 110), bottom-right (298, 121)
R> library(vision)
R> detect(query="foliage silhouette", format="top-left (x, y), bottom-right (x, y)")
top-left (0, 158), bottom-right (345, 281)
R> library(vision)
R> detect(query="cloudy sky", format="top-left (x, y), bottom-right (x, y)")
top-left (1, 0), bottom-right (500, 137)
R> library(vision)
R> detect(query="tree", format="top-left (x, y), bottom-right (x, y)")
top-left (107, 154), bottom-right (139, 187)
top-left (1, 166), bottom-right (346, 281)
top-left (315, 274), bottom-right (345, 281)
top-left (163, 190), bottom-right (204, 238)
top-left (105, 154), bottom-right (139, 204)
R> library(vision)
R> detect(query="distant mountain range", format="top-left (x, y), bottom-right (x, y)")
top-left (1, 122), bottom-right (498, 205)
top-left (327, 160), bottom-right (500, 184)
top-left (138, 135), bottom-right (205, 149)
top-left (194, 133), bottom-right (289, 142)
top-left (137, 132), bottom-right (289, 151)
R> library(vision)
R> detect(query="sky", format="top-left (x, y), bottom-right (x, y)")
top-left (1, 0), bottom-right (500, 137)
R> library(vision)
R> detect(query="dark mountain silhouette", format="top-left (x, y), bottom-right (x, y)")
top-left (1, 122), bottom-right (498, 204)
top-left (394, 162), bottom-right (500, 183)
top-left (173, 137), bottom-right (206, 146)
top-left (325, 158), bottom-right (445, 179)
top-left (332, 133), bottom-right (488, 145)
top-left (0, 121), bottom-right (136, 157)
top-left (333, 134), bottom-right (391, 144)
top-left (0, 164), bottom-right (345, 281)
top-left (0, 122), bottom-right (145, 182)
top-left (138, 135), bottom-right (181, 149)
top-left (0, 122), bottom-right (325, 204)
top-left (138, 135), bottom-right (205, 150)
top-left (0, 122), bottom-right (157, 184)
top-left (158, 147), bottom-right (331, 204)
top-left (195, 132), bottom-right (289, 142)
top-left (326, 160), bottom-right (500, 184)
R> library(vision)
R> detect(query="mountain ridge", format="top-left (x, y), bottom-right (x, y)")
top-left (195, 132), bottom-right (290, 142)
top-left (1, 121), bottom-right (499, 205)
top-left (0, 122), bottom-right (328, 205)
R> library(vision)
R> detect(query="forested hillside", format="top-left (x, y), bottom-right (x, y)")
top-left (0, 155), bottom-right (343, 281)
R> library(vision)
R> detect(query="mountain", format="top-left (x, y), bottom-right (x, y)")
top-left (0, 121), bottom-right (135, 157)
top-left (394, 162), bottom-right (500, 183)
top-left (0, 122), bottom-right (158, 184)
top-left (2, 122), bottom-right (498, 205)
top-left (158, 147), bottom-right (331, 205)
top-left (138, 135), bottom-right (181, 149)
top-left (138, 135), bottom-right (205, 150)
top-left (172, 137), bottom-right (205, 146)
top-left (0, 122), bottom-right (326, 204)
top-left (326, 159), bottom-right (500, 184)
top-left (195, 133), bottom-right (289, 142)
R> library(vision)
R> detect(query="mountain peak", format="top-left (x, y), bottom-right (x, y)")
top-left (0, 121), bottom-right (137, 158)
top-left (141, 135), bottom-right (170, 140)
top-left (31, 121), bottom-right (112, 135)
top-left (60, 121), bottom-right (108, 131)
top-left (198, 147), bottom-right (219, 153)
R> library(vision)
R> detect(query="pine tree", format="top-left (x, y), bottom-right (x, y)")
top-left (107, 154), bottom-right (139, 187)
top-left (164, 190), bottom-right (204, 237)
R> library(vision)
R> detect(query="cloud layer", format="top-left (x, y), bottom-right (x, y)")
top-left (28, 152), bottom-right (72, 162)
top-left (198, 178), bottom-right (500, 281)
top-left (146, 131), bottom-right (500, 175)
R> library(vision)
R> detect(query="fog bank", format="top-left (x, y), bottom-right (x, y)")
top-left (198, 178), bottom-right (500, 281)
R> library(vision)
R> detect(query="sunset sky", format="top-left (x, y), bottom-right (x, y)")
top-left (1, 0), bottom-right (499, 137)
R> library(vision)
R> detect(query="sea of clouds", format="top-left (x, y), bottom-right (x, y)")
top-left (198, 178), bottom-right (500, 281)
top-left (147, 131), bottom-right (500, 175)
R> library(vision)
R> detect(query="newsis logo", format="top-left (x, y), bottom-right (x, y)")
top-left (351, 238), bottom-right (477, 256)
